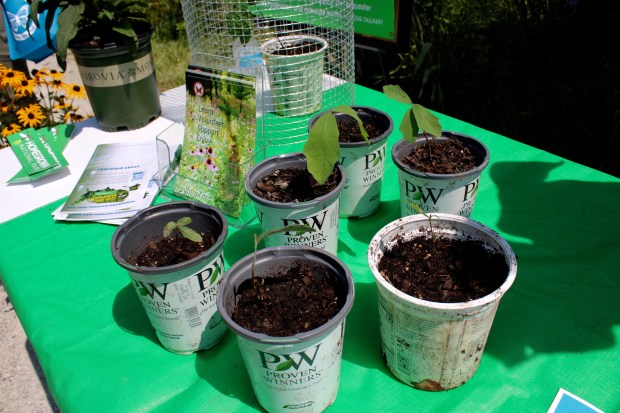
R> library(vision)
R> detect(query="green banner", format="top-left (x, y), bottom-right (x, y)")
top-left (354, 0), bottom-right (397, 41)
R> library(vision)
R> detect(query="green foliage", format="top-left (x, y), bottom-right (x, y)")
top-left (146, 0), bottom-right (185, 41)
top-left (163, 217), bottom-right (203, 243)
top-left (303, 106), bottom-right (369, 184)
top-left (29, 0), bottom-right (150, 70)
top-left (383, 85), bottom-right (442, 142)
top-left (150, 37), bottom-right (189, 91)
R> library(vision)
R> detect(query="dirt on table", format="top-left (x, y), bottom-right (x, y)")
top-left (131, 232), bottom-right (216, 267)
top-left (252, 167), bottom-right (341, 203)
top-left (401, 137), bottom-right (478, 174)
top-left (232, 261), bottom-right (343, 336)
top-left (377, 231), bottom-right (508, 303)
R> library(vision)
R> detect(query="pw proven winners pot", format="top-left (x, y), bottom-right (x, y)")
top-left (217, 246), bottom-right (355, 413)
top-left (367, 214), bottom-right (517, 390)
top-left (308, 106), bottom-right (394, 218)
top-left (392, 131), bottom-right (490, 217)
top-left (245, 152), bottom-right (345, 255)
top-left (110, 201), bottom-right (228, 355)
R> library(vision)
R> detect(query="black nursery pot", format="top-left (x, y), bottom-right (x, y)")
top-left (71, 29), bottom-right (161, 132)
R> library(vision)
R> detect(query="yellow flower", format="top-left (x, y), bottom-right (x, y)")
top-left (64, 83), bottom-right (87, 100)
top-left (14, 79), bottom-right (37, 97)
top-left (0, 101), bottom-right (9, 113)
top-left (47, 69), bottom-right (64, 80)
top-left (49, 79), bottom-right (65, 90)
top-left (16, 104), bottom-right (46, 128)
top-left (0, 69), bottom-right (27, 88)
top-left (1, 123), bottom-right (22, 137)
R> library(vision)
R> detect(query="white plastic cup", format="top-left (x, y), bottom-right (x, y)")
top-left (367, 214), bottom-right (517, 390)
top-left (111, 201), bottom-right (228, 355)
top-left (262, 35), bottom-right (328, 117)
top-left (245, 153), bottom-right (345, 255)
top-left (217, 246), bottom-right (355, 413)
top-left (392, 132), bottom-right (490, 217)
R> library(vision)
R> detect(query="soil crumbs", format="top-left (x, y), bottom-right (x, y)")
top-left (378, 233), bottom-right (508, 303)
top-left (253, 167), bottom-right (341, 203)
top-left (133, 232), bottom-right (216, 267)
top-left (402, 138), bottom-right (477, 174)
top-left (232, 261), bottom-right (342, 336)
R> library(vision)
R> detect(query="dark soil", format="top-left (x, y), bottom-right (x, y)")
top-left (232, 261), bottom-right (342, 336)
top-left (270, 41), bottom-right (322, 56)
top-left (132, 232), bottom-right (216, 267)
top-left (377, 232), bottom-right (508, 303)
top-left (252, 167), bottom-right (341, 203)
top-left (337, 115), bottom-right (383, 143)
top-left (401, 137), bottom-right (478, 174)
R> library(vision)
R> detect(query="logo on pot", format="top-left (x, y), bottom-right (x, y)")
top-left (259, 344), bottom-right (323, 386)
top-left (282, 210), bottom-right (327, 232)
top-left (405, 181), bottom-right (445, 204)
top-left (259, 344), bottom-right (321, 371)
top-left (364, 146), bottom-right (386, 170)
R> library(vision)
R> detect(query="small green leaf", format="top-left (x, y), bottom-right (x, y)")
top-left (177, 217), bottom-right (192, 226)
top-left (179, 226), bottom-right (203, 243)
top-left (412, 104), bottom-right (442, 138)
top-left (383, 85), bottom-right (413, 104)
top-left (400, 107), bottom-right (419, 143)
top-left (304, 113), bottom-right (340, 184)
top-left (163, 221), bottom-right (177, 238)
top-left (276, 359), bottom-right (294, 371)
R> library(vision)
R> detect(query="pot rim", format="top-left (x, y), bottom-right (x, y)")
top-left (367, 213), bottom-right (517, 311)
top-left (217, 246), bottom-right (355, 344)
top-left (392, 131), bottom-right (490, 180)
top-left (308, 106), bottom-right (394, 148)
top-left (110, 201), bottom-right (228, 275)
top-left (244, 152), bottom-right (346, 209)
top-left (261, 34), bottom-right (328, 57)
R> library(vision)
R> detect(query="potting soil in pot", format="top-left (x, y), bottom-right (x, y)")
top-left (378, 234), bottom-right (509, 303)
top-left (252, 167), bottom-right (341, 203)
top-left (401, 138), bottom-right (478, 174)
top-left (232, 261), bottom-right (343, 336)
top-left (337, 116), bottom-right (383, 143)
top-left (132, 231), bottom-right (216, 267)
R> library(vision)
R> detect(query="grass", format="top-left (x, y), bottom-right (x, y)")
top-left (151, 37), bottom-right (190, 92)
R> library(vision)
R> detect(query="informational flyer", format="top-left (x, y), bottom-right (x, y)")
top-left (174, 66), bottom-right (257, 218)
top-left (60, 141), bottom-right (157, 218)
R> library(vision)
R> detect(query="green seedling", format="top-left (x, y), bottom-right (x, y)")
top-left (407, 193), bottom-right (436, 243)
top-left (304, 105), bottom-right (370, 185)
top-left (251, 224), bottom-right (316, 277)
top-left (163, 217), bottom-right (203, 243)
top-left (383, 84), bottom-right (442, 145)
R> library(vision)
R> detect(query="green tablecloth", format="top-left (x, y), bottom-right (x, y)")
top-left (1, 85), bottom-right (619, 412)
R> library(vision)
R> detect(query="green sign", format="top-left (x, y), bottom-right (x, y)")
top-left (354, 0), bottom-right (397, 41)
top-left (254, 1), bottom-right (397, 42)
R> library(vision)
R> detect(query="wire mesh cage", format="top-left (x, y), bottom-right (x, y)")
top-left (180, 0), bottom-right (356, 151)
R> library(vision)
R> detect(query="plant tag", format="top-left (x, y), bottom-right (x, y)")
top-left (7, 125), bottom-right (74, 184)
top-left (7, 129), bottom-right (58, 175)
